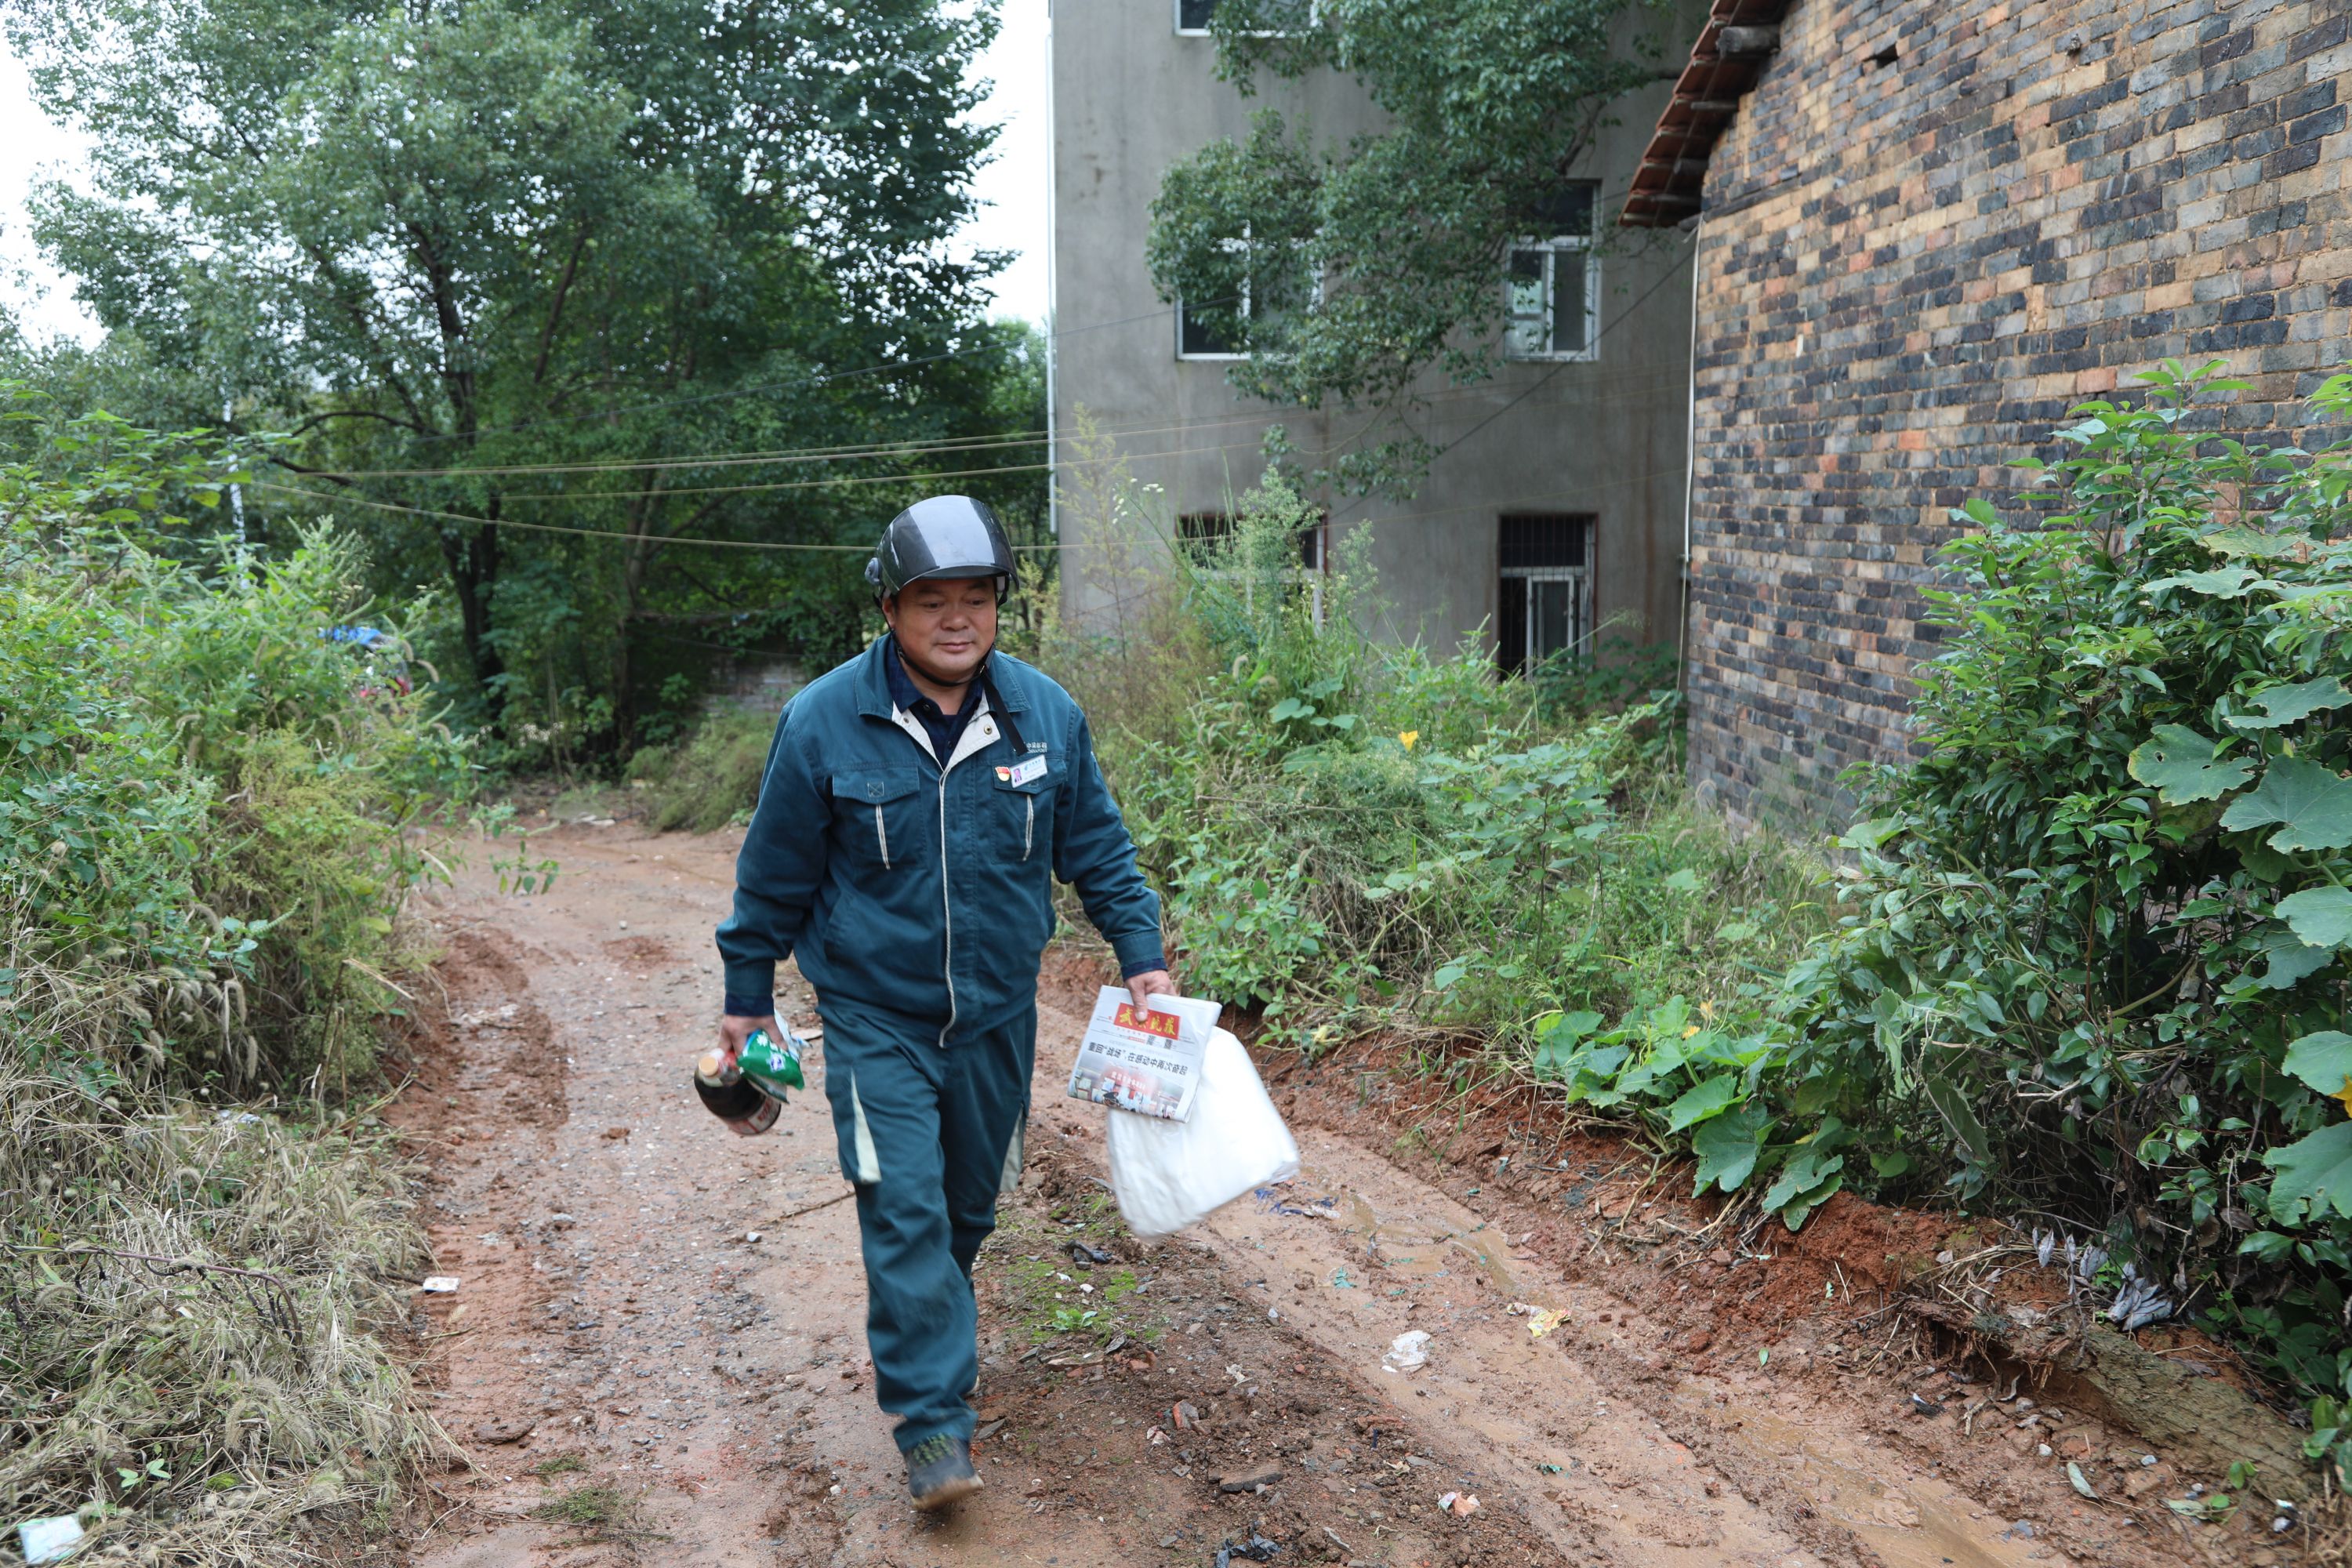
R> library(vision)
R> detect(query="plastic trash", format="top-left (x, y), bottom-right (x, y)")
top-left (18, 1516), bottom-right (84, 1564)
top-left (1101, 1027), bottom-right (1299, 1237)
top-left (419, 1276), bottom-right (460, 1294)
top-left (1383, 1329), bottom-right (1432, 1374)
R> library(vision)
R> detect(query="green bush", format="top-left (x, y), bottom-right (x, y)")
top-left (1527, 363), bottom-right (2352, 1480)
top-left (0, 399), bottom-right (456, 1552)
top-left (630, 705), bottom-right (781, 833)
top-left (1096, 476), bottom-right (1828, 1050)
top-left (0, 416), bottom-right (469, 1090)
top-left (1780, 363), bottom-right (2352, 1445)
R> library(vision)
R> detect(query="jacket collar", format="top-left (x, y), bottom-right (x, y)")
top-left (853, 636), bottom-right (1029, 720)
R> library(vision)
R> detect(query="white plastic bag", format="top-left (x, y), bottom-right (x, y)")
top-left (1103, 1025), bottom-right (1300, 1236)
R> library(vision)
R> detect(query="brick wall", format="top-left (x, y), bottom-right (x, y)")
top-left (1684, 0), bottom-right (2352, 826)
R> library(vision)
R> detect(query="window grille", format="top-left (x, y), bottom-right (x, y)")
top-left (1496, 514), bottom-right (1594, 674)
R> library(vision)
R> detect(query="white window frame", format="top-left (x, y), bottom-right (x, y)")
top-left (1176, 234), bottom-right (1250, 361)
top-left (1174, 0), bottom-right (1316, 37)
top-left (1503, 564), bottom-right (1594, 667)
top-left (1177, 512), bottom-right (1329, 624)
top-left (1176, 228), bottom-right (1316, 361)
top-left (1504, 235), bottom-right (1602, 363)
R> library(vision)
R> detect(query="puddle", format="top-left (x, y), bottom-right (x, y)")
top-left (1208, 1136), bottom-right (2075, 1568)
top-left (1681, 1392), bottom-right (2051, 1568)
top-left (1287, 1174), bottom-right (1523, 1296)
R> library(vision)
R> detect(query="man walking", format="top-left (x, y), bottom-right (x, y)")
top-left (715, 495), bottom-right (1171, 1510)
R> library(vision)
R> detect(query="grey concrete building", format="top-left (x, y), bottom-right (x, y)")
top-left (1048, 0), bottom-right (1700, 669)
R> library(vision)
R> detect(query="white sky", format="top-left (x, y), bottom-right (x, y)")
top-left (0, 0), bottom-right (1051, 347)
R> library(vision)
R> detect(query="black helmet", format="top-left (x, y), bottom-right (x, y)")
top-left (866, 495), bottom-right (1017, 600)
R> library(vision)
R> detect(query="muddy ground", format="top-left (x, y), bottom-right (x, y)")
top-left (385, 818), bottom-right (2320, 1568)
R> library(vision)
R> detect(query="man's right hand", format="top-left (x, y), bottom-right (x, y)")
top-left (717, 1012), bottom-right (779, 1071)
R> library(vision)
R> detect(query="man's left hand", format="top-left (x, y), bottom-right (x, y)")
top-left (1126, 968), bottom-right (1176, 1014)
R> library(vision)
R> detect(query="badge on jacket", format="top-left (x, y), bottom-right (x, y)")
top-left (996, 753), bottom-right (1047, 786)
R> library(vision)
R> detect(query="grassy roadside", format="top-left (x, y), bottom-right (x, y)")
top-left (1044, 368), bottom-right (2352, 1494)
top-left (0, 402), bottom-right (461, 1559)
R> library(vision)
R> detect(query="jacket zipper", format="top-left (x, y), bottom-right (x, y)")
top-left (935, 770), bottom-right (955, 1049)
top-left (873, 803), bottom-right (891, 869)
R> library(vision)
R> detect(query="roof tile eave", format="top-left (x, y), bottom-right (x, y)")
top-left (1617, 0), bottom-right (1797, 229)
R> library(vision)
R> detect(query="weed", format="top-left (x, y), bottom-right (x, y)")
top-left (628, 706), bottom-right (781, 833)
top-left (0, 400), bottom-right (456, 1562)
top-left (0, 968), bottom-right (445, 1564)
top-left (532, 1454), bottom-right (587, 1477)
top-left (528, 1484), bottom-right (631, 1530)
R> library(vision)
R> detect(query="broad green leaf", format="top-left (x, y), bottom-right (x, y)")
top-left (2276, 887), bottom-right (2352, 949)
top-left (2127, 726), bottom-right (2254, 803)
top-left (1778, 1173), bottom-right (1844, 1231)
top-left (1267, 696), bottom-right (1312, 722)
top-left (1662, 868), bottom-right (1702, 894)
top-left (1664, 1073), bottom-right (1741, 1131)
top-left (1762, 1149), bottom-right (1841, 1209)
top-left (2225, 677), bottom-right (2352, 731)
top-left (2250, 924), bottom-right (2337, 989)
top-left (2220, 756), bottom-right (2352, 852)
top-left (1870, 990), bottom-right (1911, 1096)
top-left (1691, 1104), bottom-right (1769, 1193)
top-left (1763, 1149), bottom-right (1845, 1229)
top-left (2201, 526), bottom-right (2305, 559)
top-left (1530, 1009), bottom-right (1603, 1080)
top-left (2143, 565), bottom-right (2267, 598)
top-left (2280, 1031), bottom-right (2352, 1103)
top-left (1869, 1151), bottom-right (1915, 1179)
top-left (2265, 1123), bottom-right (2352, 1222)
top-left (1922, 1073), bottom-right (1992, 1167)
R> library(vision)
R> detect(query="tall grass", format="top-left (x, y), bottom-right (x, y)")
top-left (626, 706), bottom-right (778, 833)
top-left (0, 401), bottom-right (455, 1556)
top-left (0, 951), bottom-right (445, 1563)
top-left (1043, 462), bottom-right (1831, 1054)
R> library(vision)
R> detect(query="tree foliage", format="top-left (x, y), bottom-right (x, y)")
top-left (4, 0), bottom-right (1042, 750)
top-left (1143, 0), bottom-right (1679, 494)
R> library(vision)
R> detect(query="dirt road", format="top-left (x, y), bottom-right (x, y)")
top-left (390, 819), bottom-right (2241, 1568)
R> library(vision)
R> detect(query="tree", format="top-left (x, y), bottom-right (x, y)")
top-left (1144, 0), bottom-right (1682, 495)
top-left (5, 0), bottom-right (1039, 746)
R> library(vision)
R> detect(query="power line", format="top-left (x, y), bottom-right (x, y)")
top-left (247, 481), bottom-right (879, 551)
top-left (1435, 247), bottom-right (1696, 462)
top-left (395, 294), bottom-right (1240, 448)
top-left (271, 368), bottom-right (1694, 525)
top-left (309, 351), bottom-right (1693, 481)
top-left (255, 447), bottom-right (1690, 558)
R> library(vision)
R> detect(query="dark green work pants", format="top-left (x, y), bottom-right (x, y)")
top-left (816, 994), bottom-right (1033, 1454)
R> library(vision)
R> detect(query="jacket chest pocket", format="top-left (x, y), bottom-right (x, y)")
top-left (833, 768), bottom-right (928, 870)
top-left (991, 766), bottom-right (1055, 863)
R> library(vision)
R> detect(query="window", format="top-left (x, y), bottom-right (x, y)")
top-left (1497, 514), bottom-right (1593, 674)
top-left (1176, 228), bottom-right (1315, 361)
top-left (1178, 512), bottom-right (1325, 570)
top-left (1504, 182), bottom-right (1600, 361)
top-left (1179, 510), bottom-right (1328, 622)
top-left (1175, 0), bottom-right (1313, 36)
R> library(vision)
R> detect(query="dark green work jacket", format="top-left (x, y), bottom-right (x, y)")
top-left (717, 641), bottom-right (1163, 1036)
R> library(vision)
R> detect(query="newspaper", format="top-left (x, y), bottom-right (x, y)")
top-left (1064, 986), bottom-right (1221, 1122)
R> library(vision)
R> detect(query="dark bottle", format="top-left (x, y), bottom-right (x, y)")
top-left (695, 1049), bottom-right (783, 1136)
top-left (695, 1028), bottom-right (804, 1136)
